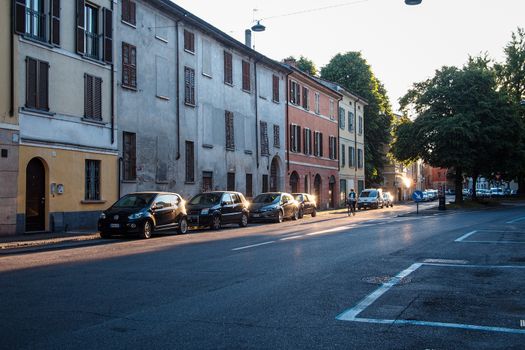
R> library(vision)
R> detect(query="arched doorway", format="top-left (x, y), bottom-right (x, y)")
top-left (26, 158), bottom-right (46, 232)
top-left (304, 175), bottom-right (309, 193)
top-left (289, 171), bottom-right (299, 193)
top-left (270, 156), bottom-right (281, 192)
top-left (329, 175), bottom-right (336, 208)
top-left (314, 174), bottom-right (322, 208)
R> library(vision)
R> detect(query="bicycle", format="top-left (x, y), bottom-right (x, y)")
top-left (347, 200), bottom-right (356, 216)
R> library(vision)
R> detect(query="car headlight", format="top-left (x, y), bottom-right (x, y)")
top-left (128, 212), bottom-right (144, 220)
top-left (99, 212), bottom-right (106, 219)
top-left (201, 208), bottom-right (209, 215)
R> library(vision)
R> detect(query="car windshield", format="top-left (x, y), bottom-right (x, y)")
top-left (253, 194), bottom-right (280, 204)
top-left (360, 190), bottom-right (376, 198)
top-left (113, 193), bottom-right (155, 209)
top-left (189, 193), bottom-right (222, 205)
top-left (293, 194), bottom-right (303, 201)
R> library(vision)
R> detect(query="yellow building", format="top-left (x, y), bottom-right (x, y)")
top-left (12, 0), bottom-right (118, 234)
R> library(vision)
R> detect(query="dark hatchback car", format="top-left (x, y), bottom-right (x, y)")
top-left (249, 192), bottom-right (299, 223)
top-left (186, 191), bottom-right (249, 230)
top-left (292, 193), bottom-right (317, 218)
top-left (98, 192), bottom-right (188, 239)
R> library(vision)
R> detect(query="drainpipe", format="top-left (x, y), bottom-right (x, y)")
top-left (110, 0), bottom-right (114, 144)
top-left (175, 19), bottom-right (181, 160)
top-left (10, 0), bottom-right (14, 116)
top-left (354, 98), bottom-right (359, 189)
top-left (254, 59), bottom-right (259, 168)
top-left (285, 71), bottom-right (291, 173)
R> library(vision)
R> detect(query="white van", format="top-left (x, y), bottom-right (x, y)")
top-left (357, 188), bottom-right (384, 210)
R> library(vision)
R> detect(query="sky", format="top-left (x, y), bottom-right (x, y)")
top-left (172, 0), bottom-right (525, 112)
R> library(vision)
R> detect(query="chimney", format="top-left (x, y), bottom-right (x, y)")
top-left (283, 57), bottom-right (297, 67)
top-left (245, 29), bottom-right (252, 48)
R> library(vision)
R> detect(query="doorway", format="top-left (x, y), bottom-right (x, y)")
top-left (25, 158), bottom-right (46, 232)
top-left (314, 174), bottom-right (322, 208)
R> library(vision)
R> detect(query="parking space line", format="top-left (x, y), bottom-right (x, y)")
top-left (454, 230), bottom-right (478, 242)
top-left (506, 216), bottom-right (525, 224)
top-left (232, 241), bottom-right (275, 251)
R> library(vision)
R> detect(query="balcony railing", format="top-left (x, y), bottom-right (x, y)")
top-left (25, 8), bottom-right (46, 42)
top-left (85, 31), bottom-right (101, 60)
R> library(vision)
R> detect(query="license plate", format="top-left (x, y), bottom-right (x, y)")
top-left (252, 214), bottom-right (260, 218)
top-left (110, 223), bottom-right (120, 228)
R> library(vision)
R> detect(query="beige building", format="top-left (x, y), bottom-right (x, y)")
top-left (11, 0), bottom-right (118, 235)
top-left (383, 114), bottom-right (411, 202)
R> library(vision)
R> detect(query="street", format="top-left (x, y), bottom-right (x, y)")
top-left (1, 202), bottom-right (524, 349)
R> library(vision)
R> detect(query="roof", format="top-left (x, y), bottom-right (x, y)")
top-left (282, 64), bottom-right (343, 99)
top-left (312, 77), bottom-right (369, 105)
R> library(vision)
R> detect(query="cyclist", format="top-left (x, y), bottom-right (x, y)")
top-left (347, 189), bottom-right (357, 216)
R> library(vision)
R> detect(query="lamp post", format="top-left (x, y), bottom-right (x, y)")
top-left (405, 0), bottom-right (422, 4)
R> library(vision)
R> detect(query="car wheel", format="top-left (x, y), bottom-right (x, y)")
top-left (292, 209), bottom-right (299, 221)
top-left (275, 210), bottom-right (284, 223)
top-left (99, 231), bottom-right (112, 239)
top-left (211, 215), bottom-right (221, 230)
top-left (311, 208), bottom-right (317, 217)
top-left (298, 208), bottom-right (304, 219)
top-left (177, 217), bottom-right (188, 234)
top-left (239, 213), bottom-right (248, 227)
top-left (139, 220), bottom-right (153, 239)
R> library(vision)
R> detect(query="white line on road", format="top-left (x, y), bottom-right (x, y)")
top-left (454, 230), bottom-right (477, 242)
top-left (506, 216), bottom-right (525, 224)
top-left (232, 241), bottom-right (275, 251)
top-left (280, 235), bottom-right (303, 241)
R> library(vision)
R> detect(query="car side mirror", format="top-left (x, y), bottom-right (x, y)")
top-left (221, 201), bottom-right (227, 206)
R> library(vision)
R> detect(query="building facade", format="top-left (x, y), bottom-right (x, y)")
top-left (13, 0), bottom-right (118, 234)
top-left (284, 63), bottom-right (342, 209)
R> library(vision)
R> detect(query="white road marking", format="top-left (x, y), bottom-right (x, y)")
top-left (280, 235), bottom-right (303, 241)
top-left (454, 230), bottom-right (477, 242)
top-left (506, 216), bottom-right (525, 224)
top-left (307, 226), bottom-right (353, 236)
top-left (423, 259), bottom-right (468, 264)
top-left (232, 241), bottom-right (275, 251)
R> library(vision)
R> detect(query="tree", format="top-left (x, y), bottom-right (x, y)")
top-left (320, 52), bottom-right (393, 186)
top-left (283, 55), bottom-right (318, 76)
top-left (392, 60), bottom-right (522, 203)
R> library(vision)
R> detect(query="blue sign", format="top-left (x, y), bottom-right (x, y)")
top-left (412, 191), bottom-right (424, 202)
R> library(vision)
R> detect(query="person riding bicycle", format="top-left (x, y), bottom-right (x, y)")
top-left (347, 189), bottom-right (357, 216)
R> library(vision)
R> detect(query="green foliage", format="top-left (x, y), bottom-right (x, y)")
top-left (283, 55), bottom-right (318, 76)
top-left (320, 52), bottom-right (393, 186)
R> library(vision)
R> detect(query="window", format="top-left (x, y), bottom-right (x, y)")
top-left (25, 57), bottom-right (49, 111)
top-left (260, 121), bottom-right (269, 156)
top-left (329, 99), bottom-right (335, 119)
top-left (273, 125), bottom-right (280, 148)
top-left (246, 173), bottom-right (253, 198)
top-left (23, 0), bottom-right (45, 41)
top-left (75, 2), bottom-right (112, 62)
top-left (156, 55), bottom-right (169, 99)
top-left (14, 0), bottom-right (60, 45)
top-left (303, 128), bottom-right (312, 155)
top-left (122, 42), bottom-right (137, 89)
top-left (202, 39), bottom-right (212, 76)
top-left (224, 51), bottom-right (233, 85)
top-left (358, 116), bottom-right (363, 134)
top-left (84, 4), bottom-right (99, 60)
top-left (202, 171), bottom-right (213, 192)
top-left (227, 172), bottom-right (235, 191)
top-left (242, 60), bottom-right (251, 91)
top-left (348, 111), bottom-right (354, 132)
top-left (358, 148), bottom-right (363, 168)
top-left (123, 132), bottom-right (136, 181)
top-left (184, 29), bottom-right (195, 53)
top-left (184, 67), bottom-right (195, 105)
top-left (262, 174), bottom-right (268, 193)
top-left (314, 132), bottom-right (323, 157)
top-left (302, 87), bottom-right (309, 110)
top-left (329, 136), bottom-right (337, 160)
top-left (85, 159), bottom-right (101, 200)
top-left (222, 193), bottom-right (233, 205)
top-left (84, 74), bottom-right (102, 120)
top-left (339, 107), bottom-right (345, 129)
top-left (225, 111), bottom-right (234, 150)
top-left (290, 124), bottom-right (301, 153)
top-left (121, 0), bottom-right (136, 25)
top-left (341, 144), bottom-right (345, 167)
top-left (289, 81), bottom-right (300, 105)
top-left (349, 146), bottom-right (355, 167)
top-left (314, 92), bottom-right (320, 114)
top-left (272, 75), bottom-right (279, 102)
top-left (185, 141), bottom-right (194, 183)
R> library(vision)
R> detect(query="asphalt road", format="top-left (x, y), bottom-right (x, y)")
top-left (1, 202), bottom-right (524, 349)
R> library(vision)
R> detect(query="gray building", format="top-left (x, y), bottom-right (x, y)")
top-left (117, 0), bottom-right (289, 200)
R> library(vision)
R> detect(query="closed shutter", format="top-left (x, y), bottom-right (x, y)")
top-left (242, 61), bottom-right (250, 91)
top-left (297, 126), bottom-right (301, 153)
top-left (225, 111), bottom-right (234, 150)
top-left (303, 129), bottom-right (307, 155)
top-left (14, 0), bottom-right (26, 35)
top-left (94, 77), bottom-right (102, 119)
top-left (84, 74), bottom-right (93, 117)
top-left (38, 61), bottom-right (49, 110)
top-left (103, 7), bottom-right (113, 63)
top-left (122, 43), bottom-right (129, 86)
top-left (130, 45), bottom-right (136, 87)
top-left (320, 133), bottom-right (323, 157)
top-left (50, 0), bottom-right (61, 46)
top-left (309, 130), bottom-right (313, 155)
top-left (272, 75), bottom-right (279, 102)
top-left (289, 124), bottom-right (294, 152)
top-left (76, 0), bottom-right (85, 54)
top-left (26, 58), bottom-right (37, 109)
top-left (224, 52), bottom-right (232, 84)
top-left (129, 1), bottom-right (136, 25)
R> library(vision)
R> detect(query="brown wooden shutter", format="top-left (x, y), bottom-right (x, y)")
top-left (297, 126), bottom-right (301, 153)
top-left (38, 61), bottom-right (49, 110)
top-left (242, 61), bottom-right (250, 91)
top-left (272, 75), bottom-right (279, 102)
top-left (289, 124), bottom-right (294, 152)
top-left (129, 1), bottom-right (136, 25)
top-left (14, 0), bottom-right (26, 35)
top-left (50, 0), bottom-right (60, 46)
top-left (309, 130), bottom-right (313, 155)
top-left (94, 77), bottom-right (102, 119)
top-left (224, 52), bottom-right (232, 84)
top-left (320, 133), bottom-right (324, 157)
top-left (26, 58), bottom-right (37, 109)
top-left (76, 0), bottom-right (85, 54)
top-left (84, 74), bottom-right (93, 117)
top-left (130, 45), bottom-right (137, 87)
top-left (122, 43), bottom-right (129, 86)
top-left (121, 0), bottom-right (128, 22)
top-left (103, 7), bottom-right (113, 63)
top-left (303, 129), bottom-right (307, 155)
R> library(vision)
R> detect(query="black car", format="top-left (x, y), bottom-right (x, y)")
top-left (249, 192), bottom-right (299, 223)
top-left (186, 191), bottom-right (249, 230)
top-left (292, 193), bottom-right (317, 218)
top-left (98, 192), bottom-right (188, 239)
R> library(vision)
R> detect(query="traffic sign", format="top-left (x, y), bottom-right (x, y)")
top-left (412, 190), bottom-right (423, 202)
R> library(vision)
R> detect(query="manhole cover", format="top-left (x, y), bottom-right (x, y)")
top-left (361, 275), bottom-right (412, 285)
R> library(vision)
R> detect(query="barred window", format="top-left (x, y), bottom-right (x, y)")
top-left (260, 121), bottom-right (269, 156)
top-left (273, 124), bottom-right (280, 148)
top-left (85, 159), bottom-right (101, 200)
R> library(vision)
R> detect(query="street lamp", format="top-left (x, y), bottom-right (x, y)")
top-left (405, 0), bottom-right (422, 5)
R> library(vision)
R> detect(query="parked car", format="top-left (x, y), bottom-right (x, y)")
top-left (186, 191), bottom-right (249, 230)
top-left (490, 188), bottom-right (504, 197)
top-left (382, 192), bottom-right (394, 208)
top-left (357, 189), bottom-right (384, 210)
top-left (292, 193), bottom-right (317, 218)
top-left (98, 192), bottom-right (188, 239)
top-left (249, 192), bottom-right (299, 223)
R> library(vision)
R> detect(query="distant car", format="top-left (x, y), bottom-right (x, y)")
top-left (98, 192), bottom-right (188, 239)
top-left (186, 191), bottom-right (249, 230)
top-left (382, 192), bottom-right (394, 207)
top-left (490, 188), bottom-right (504, 197)
top-left (249, 192), bottom-right (299, 223)
top-left (292, 193), bottom-right (317, 218)
top-left (357, 188), bottom-right (384, 210)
